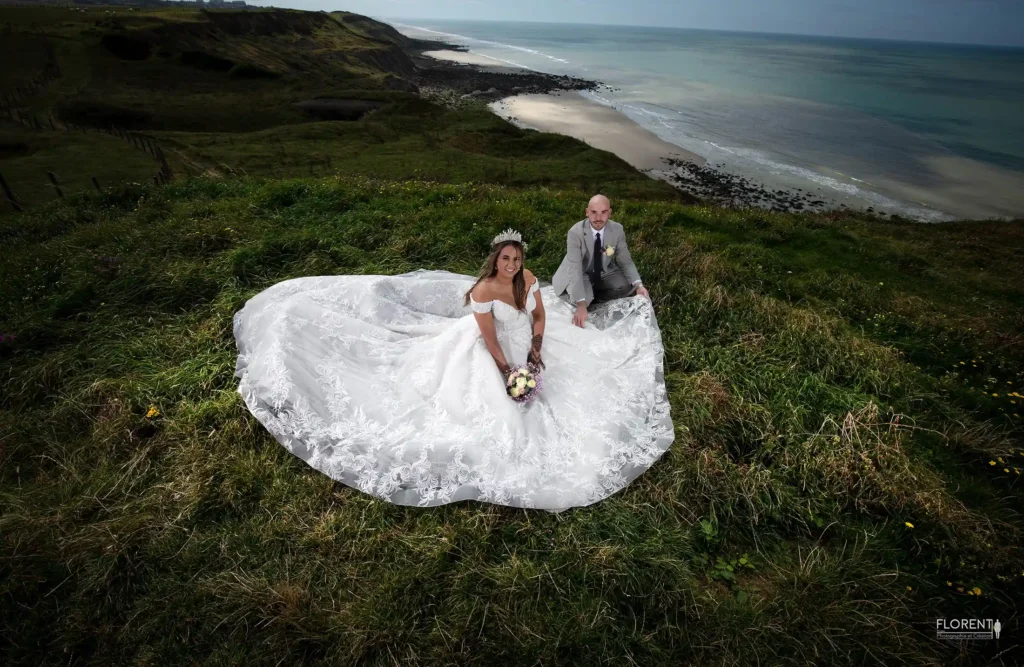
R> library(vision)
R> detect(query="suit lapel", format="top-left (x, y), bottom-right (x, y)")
top-left (580, 219), bottom-right (592, 268)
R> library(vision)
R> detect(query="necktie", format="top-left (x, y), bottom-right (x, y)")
top-left (591, 231), bottom-right (602, 283)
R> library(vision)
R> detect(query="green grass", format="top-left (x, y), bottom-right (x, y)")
top-left (161, 106), bottom-right (682, 198)
top-left (0, 127), bottom-right (161, 208)
top-left (1, 6), bottom-right (681, 208)
top-left (1, 177), bottom-right (1021, 665)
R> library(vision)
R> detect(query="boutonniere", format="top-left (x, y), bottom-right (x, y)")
top-left (604, 244), bottom-right (615, 257)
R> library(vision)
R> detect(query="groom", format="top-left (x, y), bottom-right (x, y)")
top-left (552, 194), bottom-right (651, 328)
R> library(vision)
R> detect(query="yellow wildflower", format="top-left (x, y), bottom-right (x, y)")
top-left (967, 590), bottom-right (975, 595)
top-left (905, 585), bottom-right (912, 591)
top-left (973, 587), bottom-right (982, 596)
top-left (905, 521), bottom-right (914, 529)
top-left (989, 460), bottom-right (996, 466)
top-left (1004, 469), bottom-right (1010, 473)
top-left (145, 406), bottom-right (160, 419)
top-left (946, 581), bottom-right (952, 586)
top-left (998, 457), bottom-right (1005, 463)
top-left (957, 586), bottom-right (964, 592)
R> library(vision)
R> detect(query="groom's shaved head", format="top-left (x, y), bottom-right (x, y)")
top-left (586, 194), bottom-right (612, 231)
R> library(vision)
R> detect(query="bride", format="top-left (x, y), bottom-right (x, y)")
top-left (233, 229), bottom-right (674, 511)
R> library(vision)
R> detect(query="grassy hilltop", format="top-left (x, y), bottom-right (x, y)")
top-left (0, 5), bottom-right (674, 208)
top-left (2, 6), bottom-right (1024, 667)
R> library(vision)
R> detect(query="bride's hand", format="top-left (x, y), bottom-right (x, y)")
top-left (528, 334), bottom-right (545, 369)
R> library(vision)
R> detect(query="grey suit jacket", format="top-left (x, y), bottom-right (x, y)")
top-left (551, 219), bottom-right (642, 304)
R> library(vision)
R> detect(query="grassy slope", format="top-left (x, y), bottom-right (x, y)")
top-left (1, 6), bottom-right (677, 208)
top-left (1, 176), bottom-right (1022, 666)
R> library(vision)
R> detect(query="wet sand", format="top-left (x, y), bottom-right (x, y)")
top-left (421, 49), bottom-right (517, 69)
top-left (490, 91), bottom-right (707, 173)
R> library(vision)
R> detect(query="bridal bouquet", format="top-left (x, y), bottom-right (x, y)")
top-left (505, 363), bottom-right (543, 403)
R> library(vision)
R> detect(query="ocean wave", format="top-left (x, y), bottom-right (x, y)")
top-left (578, 92), bottom-right (679, 128)
top-left (622, 104), bottom-right (678, 131)
top-left (392, 23), bottom-right (571, 64)
top-left (702, 142), bottom-right (954, 221)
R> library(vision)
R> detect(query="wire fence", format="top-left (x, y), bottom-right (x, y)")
top-left (1, 32), bottom-right (175, 212)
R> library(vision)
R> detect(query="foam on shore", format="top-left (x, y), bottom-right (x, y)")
top-left (490, 91), bottom-right (707, 174)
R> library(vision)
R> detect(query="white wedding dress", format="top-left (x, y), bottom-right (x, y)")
top-left (233, 269), bottom-right (674, 511)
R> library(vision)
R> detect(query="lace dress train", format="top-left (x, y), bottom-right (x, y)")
top-left (233, 269), bottom-right (674, 510)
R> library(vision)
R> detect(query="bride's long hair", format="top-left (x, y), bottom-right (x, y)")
top-left (464, 240), bottom-right (528, 311)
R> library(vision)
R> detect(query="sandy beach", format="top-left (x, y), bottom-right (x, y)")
top-left (421, 49), bottom-right (514, 68)
top-left (491, 91), bottom-right (707, 173)
top-left (417, 46), bottom-right (706, 178)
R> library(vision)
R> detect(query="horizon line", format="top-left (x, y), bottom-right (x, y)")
top-left (375, 14), bottom-right (1024, 50)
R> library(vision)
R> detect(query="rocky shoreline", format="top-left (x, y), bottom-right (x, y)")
top-left (401, 38), bottom-right (877, 217)
top-left (405, 39), bottom-right (600, 103)
top-left (663, 158), bottom-right (841, 215)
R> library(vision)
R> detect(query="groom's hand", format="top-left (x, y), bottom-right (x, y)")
top-left (635, 285), bottom-right (650, 300)
top-left (572, 303), bottom-right (588, 328)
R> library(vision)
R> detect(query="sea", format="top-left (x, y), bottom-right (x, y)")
top-left (390, 19), bottom-right (1024, 221)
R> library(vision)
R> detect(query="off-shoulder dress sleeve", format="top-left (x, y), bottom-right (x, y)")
top-left (470, 296), bottom-right (493, 313)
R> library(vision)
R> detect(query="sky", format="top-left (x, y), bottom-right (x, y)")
top-left (245, 0), bottom-right (1024, 47)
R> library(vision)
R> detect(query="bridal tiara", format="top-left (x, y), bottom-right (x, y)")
top-left (492, 228), bottom-right (528, 251)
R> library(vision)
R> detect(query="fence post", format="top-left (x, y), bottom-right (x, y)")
top-left (91, 176), bottom-right (101, 192)
top-left (0, 171), bottom-right (23, 212)
top-left (47, 171), bottom-right (64, 198)
top-left (156, 147), bottom-right (172, 181)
